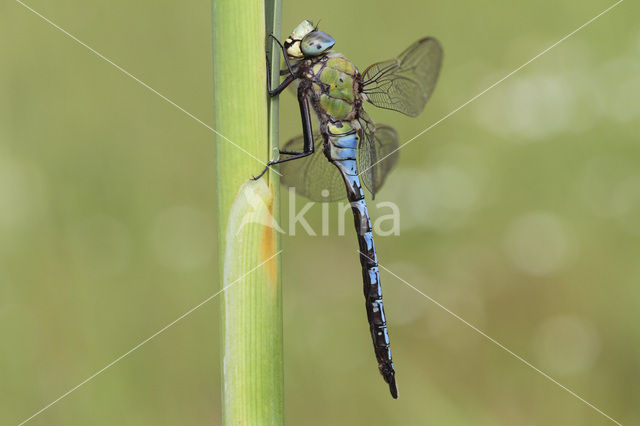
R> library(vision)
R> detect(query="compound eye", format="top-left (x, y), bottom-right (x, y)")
top-left (300, 31), bottom-right (335, 56)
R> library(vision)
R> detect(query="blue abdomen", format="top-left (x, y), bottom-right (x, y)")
top-left (323, 119), bottom-right (398, 398)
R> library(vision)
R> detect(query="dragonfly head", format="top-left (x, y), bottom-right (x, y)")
top-left (284, 20), bottom-right (335, 59)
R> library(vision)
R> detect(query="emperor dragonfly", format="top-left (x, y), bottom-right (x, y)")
top-left (255, 20), bottom-right (442, 398)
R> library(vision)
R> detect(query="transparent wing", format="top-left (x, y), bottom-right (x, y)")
top-left (279, 133), bottom-right (347, 202)
top-left (361, 37), bottom-right (443, 117)
top-left (357, 122), bottom-right (399, 199)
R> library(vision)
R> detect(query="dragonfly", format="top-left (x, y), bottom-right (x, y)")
top-left (255, 20), bottom-right (442, 398)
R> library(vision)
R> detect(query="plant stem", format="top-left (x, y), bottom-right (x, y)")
top-left (212, 0), bottom-right (283, 424)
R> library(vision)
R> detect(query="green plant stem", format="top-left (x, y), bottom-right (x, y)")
top-left (212, 0), bottom-right (283, 424)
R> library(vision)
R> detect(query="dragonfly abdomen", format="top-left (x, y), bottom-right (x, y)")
top-left (324, 122), bottom-right (398, 399)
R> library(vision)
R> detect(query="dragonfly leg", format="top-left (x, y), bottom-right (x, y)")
top-left (252, 152), bottom-right (312, 181)
top-left (266, 34), bottom-right (297, 97)
top-left (251, 149), bottom-right (312, 181)
top-left (252, 90), bottom-right (315, 180)
top-left (267, 34), bottom-right (295, 76)
top-left (268, 73), bottom-right (295, 97)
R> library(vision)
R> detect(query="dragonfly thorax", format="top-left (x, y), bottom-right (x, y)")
top-left (300, 53), bottom-right (363, 123)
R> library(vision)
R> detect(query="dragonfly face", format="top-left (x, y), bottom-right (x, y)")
top-left (284, 20), bottom-right (335, 59)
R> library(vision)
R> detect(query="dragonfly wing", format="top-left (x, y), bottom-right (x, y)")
top-left (279, 133), bottom-right (347, 202)
top-left (357, 122), bottom-right (399, 199)
top-left (361, 37), bottom-right (443, 117)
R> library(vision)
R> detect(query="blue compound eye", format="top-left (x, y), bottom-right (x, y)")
top-left (301, 31), bottom-right (335, 56)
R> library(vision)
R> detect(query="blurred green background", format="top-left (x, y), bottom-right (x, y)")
top-left (2, 0), bottom-right (639, 424)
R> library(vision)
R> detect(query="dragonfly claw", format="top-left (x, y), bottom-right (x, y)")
top-left (251, 163), bottom-right (271, 181)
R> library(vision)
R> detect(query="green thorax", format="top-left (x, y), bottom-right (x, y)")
top-left (303, 53), bottom-right (361, 122)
